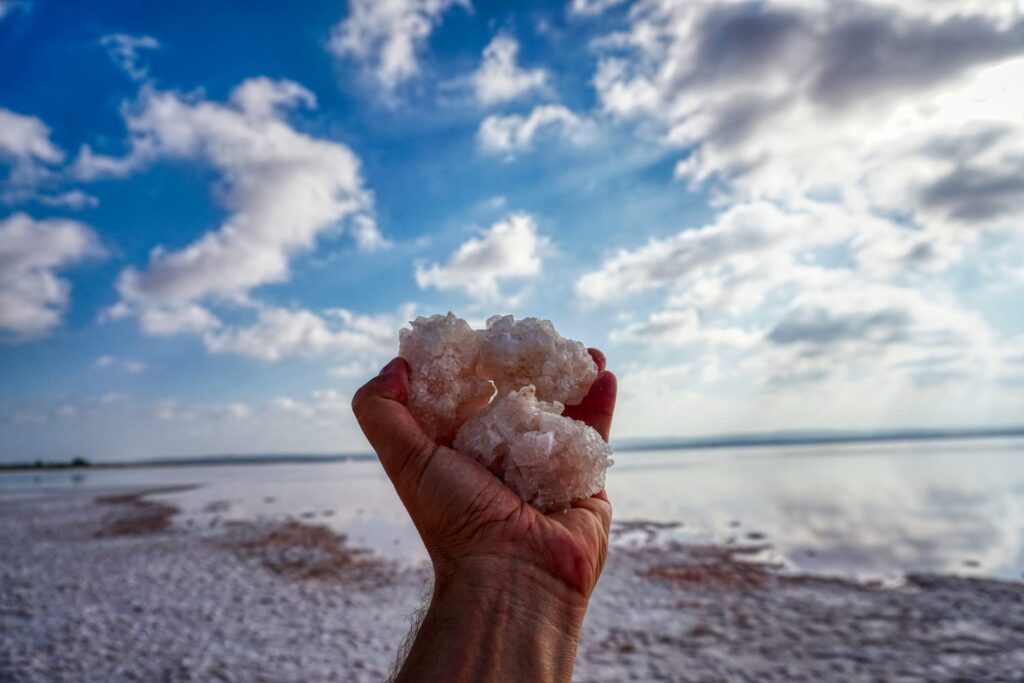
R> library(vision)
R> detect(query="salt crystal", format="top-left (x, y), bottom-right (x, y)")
top-left (399, 313), bottom-right (494, 442)
top-left (476, 315), bottom-right (598, 405)
top-left (454, 386), bottom-right (613, 513)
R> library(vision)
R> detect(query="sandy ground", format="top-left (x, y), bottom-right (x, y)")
top-left (2, 488), bottom-right (1023, 682)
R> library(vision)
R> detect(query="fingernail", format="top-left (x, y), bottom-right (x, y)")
top-left (378, 358), bottom-right (401, 376)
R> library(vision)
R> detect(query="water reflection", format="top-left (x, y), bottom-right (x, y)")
top-left (2, 438), bottom-right (1023, 579)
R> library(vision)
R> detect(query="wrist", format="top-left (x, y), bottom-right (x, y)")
top-left (432, 555), bottom-right (589, 629)
top-left (393, 556), bottom-right (588, 683)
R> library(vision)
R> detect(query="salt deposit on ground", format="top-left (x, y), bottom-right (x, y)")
top-left (454, 386), bottom-right (613, 512)
top-left (398, 312), bottom-right (608, 512)
top-left (3, 488), bottom-right (1024, 682)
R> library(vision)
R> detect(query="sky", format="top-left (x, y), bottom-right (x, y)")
top-left (1, 0), bottom-right (1023, 462)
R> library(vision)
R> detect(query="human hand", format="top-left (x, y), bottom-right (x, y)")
top-left (351, 350), bottom-right (616, 682)
top-left (352, 349), bottom-right (616, 596)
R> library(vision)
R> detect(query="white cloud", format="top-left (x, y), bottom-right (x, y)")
top-left (415, 212), bottom-right (550, 301)
top-left (75, 78), bottom-right (385, 338)
top-left (203, 305), bottom-right (409, 362)
top-left (472, 34), bottom-right (548, 106)
top-left (577, 0), bottom-right (1024, 416)
top-left (0, 213), bottom-right (103, 342)
top-left (593, 0), bottom-right (1024, 238)
top-left (100, 33), bottom-right (160, 81)
top-left (0, 109), bottom-right (97, 208)
top-left (0, 109), bottom-right (63, 169)
top-left (478, 104), bottom-right (591, 155)
top-left (613, 309), bottom-right (760, 349)
top-left (570, 0), bottom-right (629, 17)
top-left (94, 355), bottom-right (147, 373)
top-left (0, 0), bottom-right (28, 21)
top-left (328, 0), bottom-right (470, 93)
top-left (328, 360), bottom-right (377, 379)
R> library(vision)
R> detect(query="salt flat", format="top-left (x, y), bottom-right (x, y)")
top-left (2, 487), bottom-right (1022, 682)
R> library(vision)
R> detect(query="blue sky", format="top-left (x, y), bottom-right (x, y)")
top-left (2, 0), bottom-right (1023, 461)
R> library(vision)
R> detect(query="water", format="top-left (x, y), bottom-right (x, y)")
top-left (3, 437), bottom-right (1023, 581)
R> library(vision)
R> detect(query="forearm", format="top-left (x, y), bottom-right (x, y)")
top-left (393, 558), bottom-right (588, 683)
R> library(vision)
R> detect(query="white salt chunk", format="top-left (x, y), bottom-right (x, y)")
top-left (477, 315), bottom-right (598, 406)
top-left (454, 386), bottom-right (613, 513)
top-left (399, 313), bottom-right (494, 442)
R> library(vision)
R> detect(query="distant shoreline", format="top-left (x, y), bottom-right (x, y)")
top-left (3, 425), bottom-right (1022, 471)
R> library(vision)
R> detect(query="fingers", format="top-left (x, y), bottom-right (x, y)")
top-left (587, 347), bottom-right (606, 372)
top-left (563, 370), bottom-right (617, 442)
top-left (571, 489), bottom-right (613, 530)
top-left (351, 358), bottom-right (437, 487)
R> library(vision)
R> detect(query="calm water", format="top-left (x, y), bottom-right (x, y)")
top-left (3, 437), bottom-right (1023, 581)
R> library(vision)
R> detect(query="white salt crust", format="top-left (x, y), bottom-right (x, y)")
top-left (399, 313), bottom-right (494, 442)
top-left (476, 315), bottom-right (598, 406)
top-left (454, 386), bottom-right (613, 513)
top-left (398, 312), bottom-right (611, 512)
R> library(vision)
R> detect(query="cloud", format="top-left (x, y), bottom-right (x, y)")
top-left (0, 213), bottom-right (103, 342)
top-left (478, 104), bottom-right (591, 155)
top-left (75, 78), bottom-right (385, 337)
top-left (570, 0), bottom-right (628, 16)
top-left (593, 0), bottom-right (1024, 236)
top-left (577, 201), bottom-right (852, 305)
top-left (328, 360), bottom-right (377, 379)
top-left (613, 309), bottom-right (760, 349)
top-left (0, 0), bottom-right (28, 21)
top-left (100, 33), bottom-right (160, 81)
top-left (0, 108), bottom-right (63, 169)
top-left (202, 305), bottom-right (405, 362)
top-left (94, 355), bottom-right (147, 373)
top-left (755, 282), bottom-right (995, 387)
top-left (472, 34), bottom-right (548, 106)
top-left (415, 212), bottom-right (550, 301)
top-left (0, 108), bottom-right (98, 208)
top-left (328, 0), bottom-right (470, 93)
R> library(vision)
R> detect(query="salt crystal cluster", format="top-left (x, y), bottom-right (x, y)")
top-left (398, 312), bottom-right (612, 512)
top-left (454, 386), bottom-right (613, 513)
top-left (399, 313), bottom-right (494, 442)
top-left (476, 315), bottom-right (598, 405)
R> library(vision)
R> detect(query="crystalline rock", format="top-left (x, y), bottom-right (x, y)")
top-left (399, 313), bottom-right (494, 443)
top-left (398, 312), bottom-right (611, 512)
top-left (454, 386), bottom-right (613, 513)
top-left (477, 314), bottom-right (597, 405)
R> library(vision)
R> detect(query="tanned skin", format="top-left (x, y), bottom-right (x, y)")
top-left (352, 349), bottom-right (616, 683)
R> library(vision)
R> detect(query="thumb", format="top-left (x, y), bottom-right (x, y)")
top-left (351, 358), bottom-right (438, 490)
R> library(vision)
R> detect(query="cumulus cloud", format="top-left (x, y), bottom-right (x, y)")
top-left (613, 309), bottom-right (760, 349)
top-left (328, 0), bottom-right (470, 93)
top-left (0, 108), bottom-right (96, 208)
top-left (203, 305), bottom-right (406, 362)
top-left (594, 0), bottom-right (1024, 235)
top-left (0, 213), bottom-right (103, 342)
top-left (75, 78), bottom-right (386, 343)
top-left (578, 0), bottom-right (1024, 406)
top-left (478, 104), bottom-right (591, 154)
top-left (100, 33), bottom-right (160, 81)
top-left (472, 34), bottom-right (548, 106)
top-left (415, 212), bottom-right (550, 301)
top-left (756, 283), bottom-right (995, 387)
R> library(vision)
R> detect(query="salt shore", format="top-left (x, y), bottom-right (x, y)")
top-left (2, 487), bottom-right (1023, 682)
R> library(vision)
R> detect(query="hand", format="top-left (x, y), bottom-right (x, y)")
top-left (351, 350), bottom-right (616, 682)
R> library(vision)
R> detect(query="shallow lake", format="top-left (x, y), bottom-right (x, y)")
top-left (4, 437), bottom-right (1023, 581)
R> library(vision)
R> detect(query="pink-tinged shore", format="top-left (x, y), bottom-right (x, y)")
top-left (1, 488), bottom-right (1022, 682)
